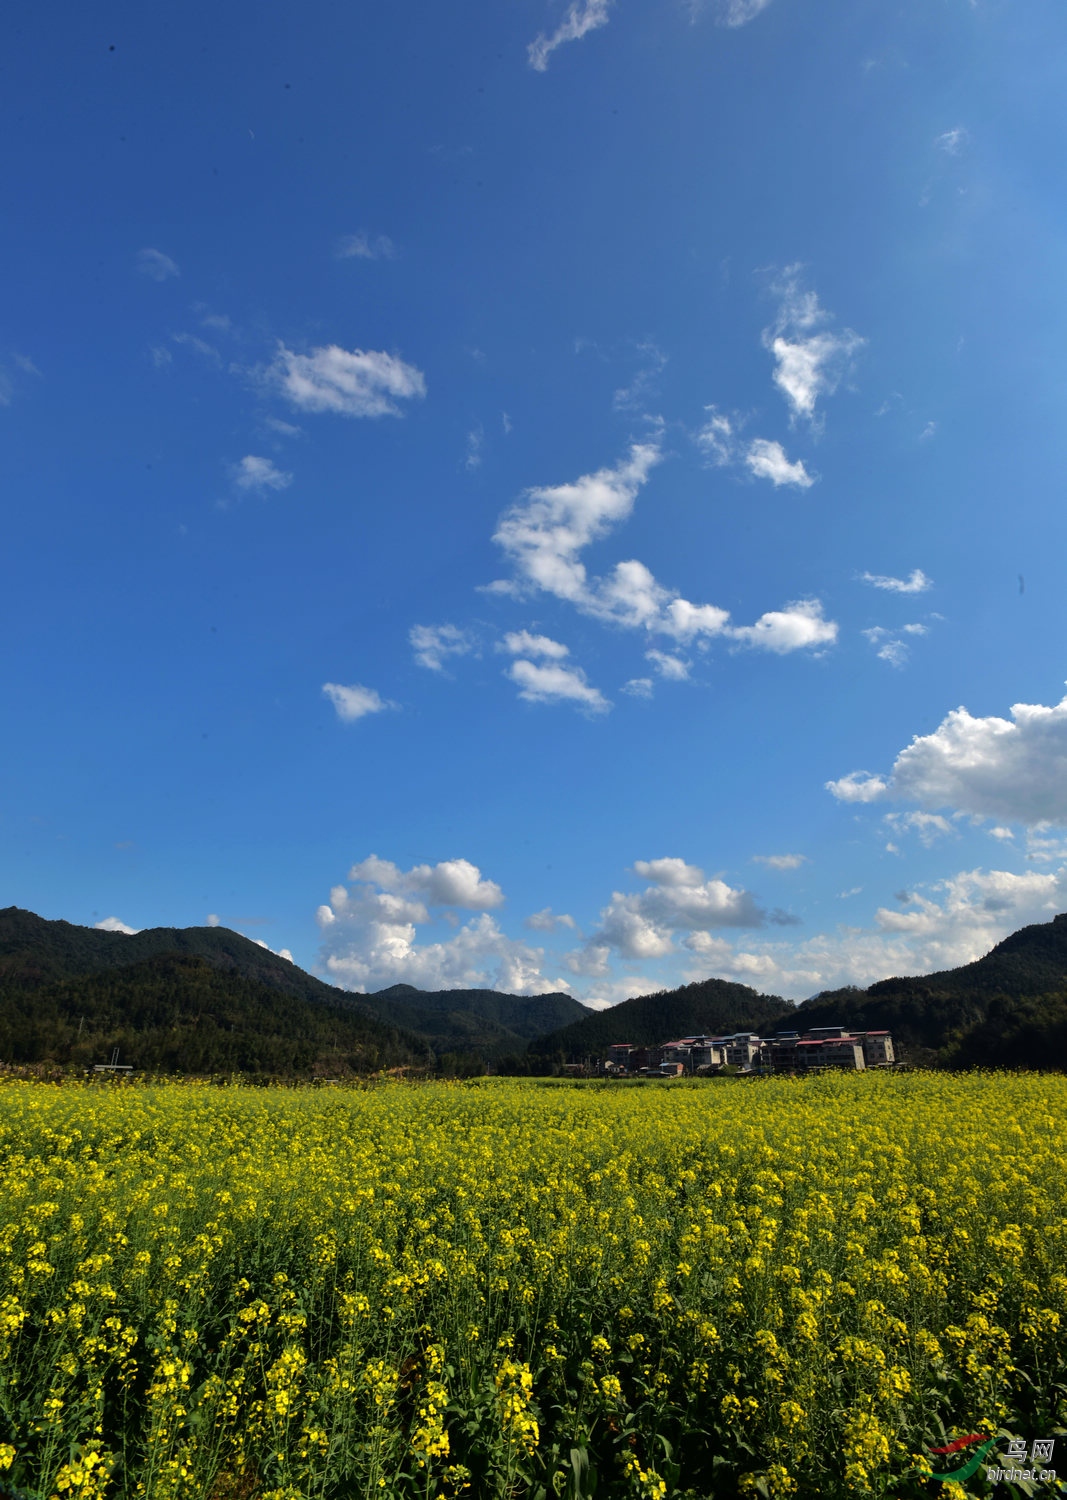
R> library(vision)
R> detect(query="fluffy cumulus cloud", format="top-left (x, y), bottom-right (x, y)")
top-left (681, 865), bottom-right (1067, 1000)
top-left (267, 344), bottom-right (426, 419)
top-left (232, 455), bottom-right (292, 493)
top-left (322, 682), bottom-right (396, 721)
top-left (410, 624), bottom-right (475, 672)
top-left (94, 916), bottom-right (139, 934)
top-left (744, 439), bottom-right (814, 489)
top-left (860, 568), bottom-right (932, 594)
top-left (137, 248), bottom-right (180, 281)
top-left (764, 268), bottom-right (864, 424)
top-left (528, 0), bottom-right (611, 71)
top-left (567, 857), bottom-right (766, 972)
top-left (316, 857), bottom-right (565, 993)
top-left (490, 443), bottom-right (837, 655)
top-left (828, 692), bottom-right (1067, 826)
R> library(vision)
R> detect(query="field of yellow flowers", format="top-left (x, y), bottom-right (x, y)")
top-left (0, 1073), bottom-right (1065, 1500)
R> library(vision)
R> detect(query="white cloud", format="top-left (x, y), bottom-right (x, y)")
top-left (645, 649), bottom-right (689, 681)
top-left (752, 854), bottom-right (806, 871)
top-left (348, 855), bottom-right (504, 909)
top-left (828, 691), bottom-right (1067, 826)
top-left (744, 438), bottom-right (814, 489)
top-left (336, 231), bottom-right (395, 260)
top-left (94, 916), bottom-right (139, 934)
top-left (490, 444), bottom-right (838, 655)
top-left (613, 341), bottom-right (667, 412)
top-left (317, 856), bottom-right (563, 994)
top-left (764, 268), bottom-right (864, 424)
top-left (251, 938), bottom-right (295, 963)
top-left (528, 0), bottom-right (611, 72)
top-left (988, 826), bottom-right (1014, 841)
top-left (410, 624), bottom-right (475, 672)
top-left (680, 864), bottom-right (1067, 999)
top-left (622, 677), bottom-right (654, 698)
top-left (729, 599), bottom-right (837, 654)
top-left (499, 630), bottom-right (570, 660)
top-left (137, 248), bottom-right (180, 281)
top-left (526, 907), bottom-right (577, 932)
top-left (717, 0), bottom-right (773, 24)
top-left (883, 811), bottom-right (954, 847)
top-left (694, 407), bottom-right (735, 466)
top-left (322, 682), bottom-right (396, 722)
top-left (465, 426), bottom-right (484, 470)
top-left (507, 658), bottom-right (610, 714)
top-left (266, 344), bottom-right (426, 419)
top-left (206, 913), bottom-right (221, 927)
top-left (568, 857), bottom-right (766, 973)
top-left (863, 627), bottom-right (910, 668)
top-left (936, 127), bottom-right (968, 155)
top-left (232, 455), bottom-right (292, 493)
top-left (491, 442), bottom-right (661, 610)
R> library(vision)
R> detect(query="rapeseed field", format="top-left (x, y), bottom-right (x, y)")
top-left (0, 1073), bottom-right (1064, 1500)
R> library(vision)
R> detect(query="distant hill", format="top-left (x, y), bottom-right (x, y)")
top-left (0, 908), bottom-right (587, 1073)
top-left (527, 976), bottom-right (792, 1064)
top-left (523, 912), bottom-right (1067, 1071)
top-left (360, 983), bottom-right (589, 1062)
top-left (793, 912), bottom-right (1067, 1064)
top-left (0, 951), bottom-right (429, 1076)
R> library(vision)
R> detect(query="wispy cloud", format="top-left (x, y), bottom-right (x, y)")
top-left (696, 411), bottom-right (813, 489)
top-left (489, 444), bottom-right (837, 654)
top-left (266, 344), bottom-right (426, 419)
top-left (935, 127), bottom-right (969, 156)
top-left (528, 0), bottom-right (612, 72)
top-left (322, 682), bottom-right (397, 721)
top-left (645, 649), bottom-right (690, 681)
top-left (335, 231), bottom-right (395, 261)
top-left (499, 630), bottom-right (570, 660)
top-left (137, 248), bottom-right (180, 282)
top-left (859, 568), bottom-right (932, 594)
top-left (410, 624), bottom-right (475, 673)
top-left (465, 426), bottom-right (484, 470)
top-left (752, 853), bottom-right (806, 871)
top-left (764, 268), bottom-right (864, 424)
top-left (716, 0), bottom-right (774, 25)
top-left (232, 455), bottom-right (292, 493)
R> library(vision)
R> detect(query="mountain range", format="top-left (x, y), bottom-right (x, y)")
top-left (2, 905), bottom-right (1067, 1075)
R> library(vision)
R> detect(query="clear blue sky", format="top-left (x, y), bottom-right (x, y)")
top-left (4, 0), bottom-right (1067, 1002)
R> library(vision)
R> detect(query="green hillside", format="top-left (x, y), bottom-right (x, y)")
top-left (793, 912), bottom-right (1067, 1062)
top-left (0, 908), bottom-right (589, 1072)
top-left (527, 976), bottom-right (791, 1064)
top-left (0, 952), bottom-right (429, 1075)
top-left (360, 983), bottom-right (589, 1061)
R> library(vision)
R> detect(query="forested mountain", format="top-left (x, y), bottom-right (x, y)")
top-left (527, 912), bottom-right (1067, 1071)
top-left (792, 913), bottom-right (1067, 1065)
top-left (527, 977), bottom-right (791, 1064)
top-left (359, 983), bottom-right (588, 1062)
top-left (0, 908), bottom-right (586, 1073)
top-left (0, 952), bottom-right (429, 1075)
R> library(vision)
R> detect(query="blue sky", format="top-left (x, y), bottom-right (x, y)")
top-left (5, 0), bottom-right (1067, 1003)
